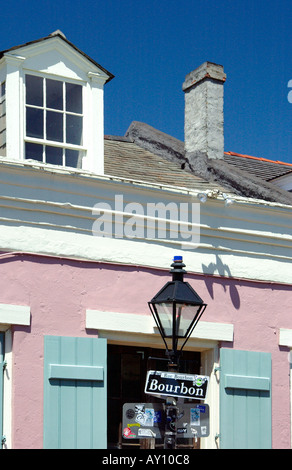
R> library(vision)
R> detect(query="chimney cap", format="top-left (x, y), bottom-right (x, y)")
top-left (182, 61), bottom-right (226, 92)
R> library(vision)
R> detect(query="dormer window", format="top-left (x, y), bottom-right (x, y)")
top-left (25, 74), bottom-right (84, 168)
top-left (0, 31), bottom-right (114, 174)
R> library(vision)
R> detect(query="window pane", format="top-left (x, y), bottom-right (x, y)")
top-left (66, 114), bottom-right (82, 145)
top-left (46, 146), bottom-right (63, 165)
top-left (46, 110), bottom-right (63, 142)
top-left (25, 142), bottom-right (43, 161)
top-left (26, 107), bottom-right (44, 139)
top-left (66, 83), bottom-right (82, 113)
top-left (65, 149), bottom-right (82, 168)
top-left (46, 79), bottom-right (63, 110)
top-left (26, 75), bottom-right (43, 106)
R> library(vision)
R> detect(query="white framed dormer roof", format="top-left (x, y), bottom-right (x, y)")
top-left (0, 30), bottom-right (114, 174)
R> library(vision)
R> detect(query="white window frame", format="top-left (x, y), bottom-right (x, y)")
top-left (24, 72), bottom-right (86, 168)
top-left (0, 303), bottom-right (31, 449)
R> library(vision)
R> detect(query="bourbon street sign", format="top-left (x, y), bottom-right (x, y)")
top-left (145, 370), bottom-right (209, 400)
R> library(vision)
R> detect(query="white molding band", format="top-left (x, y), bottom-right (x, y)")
top-left (0, 303), bottom-right (30, 326)
top-left (86, 309), bottom-right (234, 343)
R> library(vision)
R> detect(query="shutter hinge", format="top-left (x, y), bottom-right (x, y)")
top-left (215, 433), bottom-right (220, 441)
top-left (1, 435), bottom-right (6, 446)
top-left (2, 360), bottom-right (7, 371)
top-left (214, 366), bottom-right (221, 374)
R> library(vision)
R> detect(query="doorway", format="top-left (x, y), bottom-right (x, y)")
top-left (107, 344), bottom-right (200, 449)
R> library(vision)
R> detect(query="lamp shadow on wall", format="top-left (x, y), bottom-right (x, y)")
top-left (201, 254), bottom-right (241, 310)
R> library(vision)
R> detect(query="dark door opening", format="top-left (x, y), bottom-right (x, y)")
top-left (107, 344), bottom-right (200, 449)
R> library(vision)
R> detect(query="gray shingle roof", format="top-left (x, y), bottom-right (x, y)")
top-left (104, 137), bottom-right (224, 192)
top-left (121, 121), bottom-right (292, 205)
top-left (104, 122), bottom-right (292, 206)
top-left (224, 152), bottom-right (292, 181)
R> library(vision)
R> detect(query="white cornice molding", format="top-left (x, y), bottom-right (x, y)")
top-left (0, 223), bottom-right (291, 284)
top-left (3, 53), bottom-right (26, 65)
top-left (88, 71), bottom-right (109, 85)
top-left (0, 161), bottom-right (291, 283)
top-left (0, 156), bottom-right (291, 207)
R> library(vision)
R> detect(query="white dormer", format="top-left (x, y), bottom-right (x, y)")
top-left (0, 31), bottom-right (113, 174)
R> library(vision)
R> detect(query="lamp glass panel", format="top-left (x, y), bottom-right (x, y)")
top-left (154, 302), bottom-right (173, 337)
top-left (176, 303), bottom-right (201, 337)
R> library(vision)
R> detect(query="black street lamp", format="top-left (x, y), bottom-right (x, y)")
top-left (148, 256), bottom-right (207, 449)
top-left (148, 256), bottom-right (207, 369)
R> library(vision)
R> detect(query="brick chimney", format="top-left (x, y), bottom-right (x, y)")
top-left (182, 62), bottom-right (226, 160)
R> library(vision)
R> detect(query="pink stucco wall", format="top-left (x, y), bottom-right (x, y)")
top-left (0, 253), bottom-right (291, 448)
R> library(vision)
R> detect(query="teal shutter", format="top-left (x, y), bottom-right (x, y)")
top-left (43, 336), bottom-right (107, 449)
top-left (220, 348), bottom-right (272, 449)
top-left (0, 333), bottom-right (3, 449)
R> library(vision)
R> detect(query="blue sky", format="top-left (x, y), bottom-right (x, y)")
top-left (1, 0), bottom-right (292, 163)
